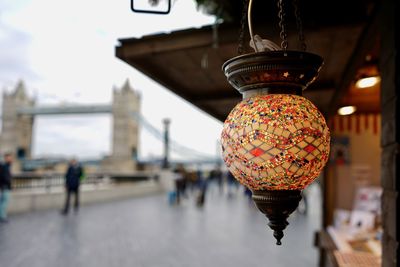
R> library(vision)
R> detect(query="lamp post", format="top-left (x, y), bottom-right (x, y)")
top-left (162, 118), bottom-right (171, 169)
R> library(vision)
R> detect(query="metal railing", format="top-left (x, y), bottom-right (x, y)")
top-left (11, 172), bottom-right (156, 191)
top-left (11, 173), bottom-right (105, 190)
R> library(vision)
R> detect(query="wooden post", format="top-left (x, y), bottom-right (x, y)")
top-left (380, 0), bottom-right (399, 266)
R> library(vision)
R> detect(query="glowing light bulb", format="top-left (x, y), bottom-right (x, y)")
top-left (338, 106), bottom-right (357, 116)
top-left (355, 76), bottom-right (380, 89)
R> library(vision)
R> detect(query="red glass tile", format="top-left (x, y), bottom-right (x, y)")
top-left (250, 147), bottom-right (265, 157)
top-left (304, 145), bottom-right (316, 153)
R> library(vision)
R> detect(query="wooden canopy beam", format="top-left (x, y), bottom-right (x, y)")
top-left (116, 24), bottom-right (239, 58)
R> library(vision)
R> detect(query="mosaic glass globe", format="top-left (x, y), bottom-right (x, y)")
top-left (221, 94), bottom-right (330, 191)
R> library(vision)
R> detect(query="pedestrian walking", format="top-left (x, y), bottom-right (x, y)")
top-left (0, 153), bottom-right (13, 223)
top-left (227, 171), bottom-right (238, 198)
top-left (61, 158), bottom-right (83, 215)
top-left (173, 168), bottom-right (183, 204)
top-left (208, 165), bottom-right (223, 195)
top-left (196, 176), bottom-right (208, 207)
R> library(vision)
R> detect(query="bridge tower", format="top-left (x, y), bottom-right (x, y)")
top-left (0, 81), bottom-right (35, 163)
top-left (101, 80), bottom-right (140, 173)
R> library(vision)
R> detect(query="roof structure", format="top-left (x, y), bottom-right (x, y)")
top-left (116, 1), bottom-right (380, 121)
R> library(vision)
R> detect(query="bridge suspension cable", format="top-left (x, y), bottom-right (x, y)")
top-left (130, 112), bottom-right (219, 161)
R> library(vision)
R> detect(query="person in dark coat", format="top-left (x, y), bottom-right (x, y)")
top-left (209, 166), bottom-right (223, 194)
top-left (196, 176), bottom-right (208, 207)
top-left (195, 169), bottom-right (209, 207)
top-left (61, 158), bottom-right (83, 215)
top-left (0, 153), bottom-right (13, 223)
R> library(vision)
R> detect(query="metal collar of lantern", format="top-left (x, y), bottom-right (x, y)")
top-left (221, 0), bottom-right (330, 245)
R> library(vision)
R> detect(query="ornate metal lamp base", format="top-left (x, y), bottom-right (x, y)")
top-left (252, 190), bottom-right (302, 245)
top-left (222, 51), bottom-right (324, 94)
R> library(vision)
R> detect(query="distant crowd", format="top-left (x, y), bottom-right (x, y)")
top-left (167, 164), bottom-right (251, 207)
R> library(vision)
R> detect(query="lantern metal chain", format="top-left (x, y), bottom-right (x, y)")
top-left (277, 0), bottom-right (288, 50)
top-left (238, 0), bottom-right (249, 54)
top-left (240, 0), bottom-right (307, 52)
top-left (293, 0), bottom-right (306, 51)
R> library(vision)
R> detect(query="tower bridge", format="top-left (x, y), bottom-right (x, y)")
top-left (1, 81), bottom-right (219, 173)
top-left (0, 80), bottom-right (140, 173)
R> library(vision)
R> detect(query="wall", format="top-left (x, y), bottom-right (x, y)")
top-left (329, 114), bottom-right (381, 211)
top-left (9, 181), bottom-right (162, 214)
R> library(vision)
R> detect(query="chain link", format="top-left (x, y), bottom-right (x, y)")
top-left (239, 0), bottom-right (306, 52)
top-left (277, 0), bottom-right (288, 50)
top-left (238, 0), bottom-right (249, 54)
top-left (293, 0), bottom-right (306, 51)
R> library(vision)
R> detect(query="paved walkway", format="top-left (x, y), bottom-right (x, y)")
top-left (0, 184), bottom-right (322, 267)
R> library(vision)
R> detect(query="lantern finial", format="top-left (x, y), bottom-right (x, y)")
top-left (252, 190), bottom-right (302, 245)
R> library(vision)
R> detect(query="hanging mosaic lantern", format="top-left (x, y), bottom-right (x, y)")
top-left (222, 93), bottom-right (330, 191)
top-left (221, 0), bottom-right (330, 245)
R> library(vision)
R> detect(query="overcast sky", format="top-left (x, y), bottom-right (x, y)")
top-left (0, 0), bottom-right (225, 160)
